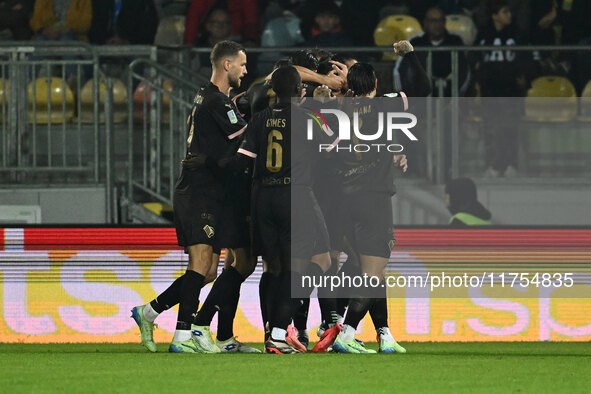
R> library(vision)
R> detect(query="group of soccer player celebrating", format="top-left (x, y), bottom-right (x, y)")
top-left (131, 38), bottom-right (430, 354)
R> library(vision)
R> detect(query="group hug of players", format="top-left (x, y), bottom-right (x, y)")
top-left (131, 39), bottom-right (431, 354)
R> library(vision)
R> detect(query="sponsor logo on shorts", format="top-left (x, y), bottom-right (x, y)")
top-left (203, 225), bottom-right (215, 238)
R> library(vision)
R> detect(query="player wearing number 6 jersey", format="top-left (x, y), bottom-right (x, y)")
top-left (214, 66), bottom-right (337, 353)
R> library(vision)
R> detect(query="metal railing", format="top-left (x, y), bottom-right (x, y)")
top-left (0, 42), bottom-right (100, 183)
top-left (187, 45), bottom-right (590, 183)
top-left (2, 42), bottom-right (590, 223)
top-left (124, 57), bottom-right (204, 218)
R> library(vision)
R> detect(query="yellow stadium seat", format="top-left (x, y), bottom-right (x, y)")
top-left (141, 202), bottom-right (173, 216)
top-left (0, 79), bottom-right (8, 122)
top-left (525, 76), bottom-right (577, 121)
top-left (154, 16), bottom-right (186, 46)
top-left (133, 80), bottom-right (173, 123)
top-left (374, 15), bottom-right (422, 61)
top-left (578, 79), bottom-right (591, 121)
top-left (162, 80), bottom-right (173, 108)
top-left (28, 77), bottom-right (75, 124)
top-left (80, 79), bottom-right (128, 124)
top-left (445, 14), bottom-right (477, 45)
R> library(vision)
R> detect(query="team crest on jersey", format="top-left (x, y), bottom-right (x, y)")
top-left (203, 225), bottom-right (215, 238)
top-left (227, 109), bottom-right (238, 124)
top-left (388, 239), bottom-right (396, 250)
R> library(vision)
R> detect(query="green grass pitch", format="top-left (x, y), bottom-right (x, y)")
top-left (1, 342), bottom-right (590, 393)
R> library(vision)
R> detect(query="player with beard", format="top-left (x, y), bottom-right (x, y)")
top-left (131, 40), bottom-right (258, 353)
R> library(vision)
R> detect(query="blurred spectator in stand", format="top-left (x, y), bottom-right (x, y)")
top-left (303, 5), bottom-right (353, 48)
top-left (183, 0), bottom-right (259, 47)
top-left (445, 177), bottom-right (492, 226)
top-left (394, 7), bottom-right (469, 96)
top-left (475, 0), bottom-right (532, 178)
top-left (529, 0), bottom-right (562, 74)
top-left (563, 1), bottom-right (591, 43)
top-left (299, 0), bottom-right (381, 46)
top-left (0, 0), bottom-right (34, 40)
top-left (89, 0), bottom-right (159, 45)
top-left (30, 0), bottom-right (92, 42)
top-left (196, 8), bottom-right (237, 47)
top-left (30, 0), bottom-right (92, 85)
top-left (394, 7), bottom-right (469, 179)
top-left (475, 0), bottom-right (530, 98)
top-left (195, 9), bottom-right (237, 67)
top-left (530, 0), bottom-right (556, 46)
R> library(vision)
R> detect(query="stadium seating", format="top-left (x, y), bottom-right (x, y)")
top-left (445, 14), bottom-right (477, 45)
top-left (578, 79), bottom-right (591, 121)
top-left (141, 202), bottom-right (173, 221)
top-left (133, 80), bottom-right (173, 123)
top-left (374, 15), bottom-right (422, 60)
top-left (261, 14), bottom-right (305, 48)
top-left (154, 16), bottom-right (186, 46)
top-left (258, 14), bottom-right (305, 74)
top-left (27, 77), bottom-right (75, 124)
top-left (80, 79), bottom-right (128, 124)
top-left (525, 76), bottom-right (577, 121)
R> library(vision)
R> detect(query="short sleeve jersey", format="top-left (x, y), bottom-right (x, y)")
top-left (182, 82), bottom-right (247, 187)
top-left (238, 103), bottom-right (292, 184)
top-left (238, 102), bottom-right (337, 187)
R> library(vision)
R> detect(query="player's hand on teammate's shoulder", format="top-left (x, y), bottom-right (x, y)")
top-left (393, 154), bottom-right (408, 173)
top-left (393, 40), bottom-right (414, 56)
top-left (182, 153), bottom-right (208, 169)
